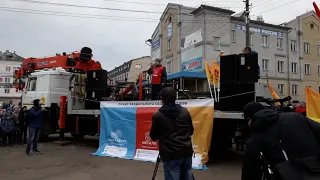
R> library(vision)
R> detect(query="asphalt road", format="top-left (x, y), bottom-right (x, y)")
top-left (0, 135), bottom-right (242, 180)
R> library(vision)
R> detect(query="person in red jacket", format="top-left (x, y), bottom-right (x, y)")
top-left (292, 100), bottom-right (306, 116)
top-left (148, 59), bottom-right (167, 100)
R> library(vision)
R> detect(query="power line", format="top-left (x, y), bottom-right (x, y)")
top-left (255, 0), bottom-right (303, 15)
top-left (0, 6), bottom-right (233, 24)
top-left (0, 7), bottom-right (160, 22)
top-left (11, 0), bottom-right (162, 14)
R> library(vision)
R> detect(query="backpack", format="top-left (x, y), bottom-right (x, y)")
top-left (261, 119), bottom-right (320, 180)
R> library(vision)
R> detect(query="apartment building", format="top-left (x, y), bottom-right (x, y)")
top-left (108, 56), bottom-right (152, 85)
top-left (150, 4), bottom-right (294, 95)
top-left (286, 11), bottom-right (320, 101)
top-left (0, 50), bottom-right (24, 104)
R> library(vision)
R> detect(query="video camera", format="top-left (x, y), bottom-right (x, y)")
top-left (257, 96), bottom-right (295, 113)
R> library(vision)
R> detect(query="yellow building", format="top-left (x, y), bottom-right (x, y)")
top-left (286, 11), bottom-right (320, 101)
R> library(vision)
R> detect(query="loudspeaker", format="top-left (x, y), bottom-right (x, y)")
top-left (220, 53), bottom-right (259, 83)
top-left (219, 82), bottom-right (255, 111)
top-left (86, 70), bottom-right (108, 89)
top-left (85, 89), bottom-right (108, 101)
top-left (220, 54), bottom-right (239, 83)
top-left (238, 53), bottom-right (259, 82)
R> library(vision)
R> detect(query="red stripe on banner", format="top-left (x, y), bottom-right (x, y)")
top-left (135, 107), bottom-right (160, 151)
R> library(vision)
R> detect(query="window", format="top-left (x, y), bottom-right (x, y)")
top-left (5, 78), bottom-right (10, 83)
top-left (319, 86), bottom-right (320, 94)
top-left (166, 57), bottom-right (173, 74)
top-left (277, 38), bottom-right (283, 49)
top-left (231, 30), bottom-right (236, 42)
top-left (318, 45), bottom-right (320, 55)
top-left (5, 66), bottom-right (11, 72)
top-left (277, 61), bottom-right (284, 72)
top-left (278, 84), bottom-right (284, 95)
top-left (305, 64), bottom-right (311, 75)
top-left (304, 42), bottom-right (310, 53)
top-left (292, 62), bottom-right (298, 74)
top-left (291, 40), bottom-right (297, 51)
top-left (167, 39), bottom-right (172, 51)
top-left (135, 64), bottom-right (142, 69)
top-left (262, 35), bottom-right (268, 47)
top-left (318, 65), bottom-right (320, 75)
top-left (250, 33), bottom-right (253, 46)
top-left (292, 85), bottom-right (298, 96)
top-left (27, 77), bottom-right (37, 91)
top-left (262, 59), bottom-right (269, 71)
top-left (5, 89), bottom-right (10, 94)
top-left (213, 36), bottom-right (221, 51)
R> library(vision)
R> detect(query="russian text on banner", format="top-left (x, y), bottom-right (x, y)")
top-left (92, 99), bottom-right (215, 169)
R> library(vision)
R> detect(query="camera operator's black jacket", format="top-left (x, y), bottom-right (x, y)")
top-left (150, 103), bottom-right (194, 160)
top-left (242, 109), bottom-right (320, 180)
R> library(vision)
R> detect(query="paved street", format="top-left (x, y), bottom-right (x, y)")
top-left (0, 135), bottom-right (242, 180)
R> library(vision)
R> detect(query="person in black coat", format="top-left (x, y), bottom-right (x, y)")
top-left (241, 102), bottom-right (320, 180)
top-left (18, 106), bottom-right (28, 145)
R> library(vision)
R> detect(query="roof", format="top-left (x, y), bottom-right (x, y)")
top-left (191, 4), bottom-right (235, 15)
top-left (231, 16), bottom-right (291, 30)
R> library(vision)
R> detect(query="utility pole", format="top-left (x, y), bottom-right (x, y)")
top-left (245, 0), bottom-right (250, 47)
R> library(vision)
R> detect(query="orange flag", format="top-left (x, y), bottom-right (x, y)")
top-left (211, 61), bottom-right (220, 88)
top-left (306, 87), bottom-right (320, 123)
top-left (267, 83), bottom-right (281, 106)
top-left (313, 2), bottom-right (320, 19)
top-left (204, 59), bottom-right (214, 85)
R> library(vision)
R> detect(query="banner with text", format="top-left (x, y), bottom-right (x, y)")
top-left (93, 99), bottom-right (215, 169)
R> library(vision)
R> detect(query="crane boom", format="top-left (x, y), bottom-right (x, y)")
top-left (14, 47), bottom-right (102, 91)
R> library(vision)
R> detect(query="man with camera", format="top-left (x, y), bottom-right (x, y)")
top-left (242, 102), bottom-right (320, 180)
top-left (148, 58), bottom-right (167, 100)
top-left (26, 99), bottom-right (45, 156)
top-left (149, 87), bottom-right (194, 180)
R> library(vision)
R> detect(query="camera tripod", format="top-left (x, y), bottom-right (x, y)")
top-left (152, 155), bottom-right (196, 180)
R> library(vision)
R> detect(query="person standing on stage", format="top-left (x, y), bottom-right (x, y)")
top-left (148, 58), bottom-right (167, 100)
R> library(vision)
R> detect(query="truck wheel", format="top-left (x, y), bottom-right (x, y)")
top-left (71, 133), bottom-right (85, 139)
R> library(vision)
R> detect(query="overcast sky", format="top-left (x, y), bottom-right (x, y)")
top-left (0, 0), bottom-right (316, 70)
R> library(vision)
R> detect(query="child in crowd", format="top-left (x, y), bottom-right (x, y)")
top-left (1, 107), bottom-right (16, 147)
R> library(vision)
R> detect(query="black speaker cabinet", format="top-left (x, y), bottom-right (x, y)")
top-left (220, 54), bottom-right (239, 83)
top-left (86, 70), bottom-right (108, 89)
top-left (219, 82), bottom-right (255, 111)
top-left (85, 89), bottom-right (108, 100)
top-left (238, 53), bottom-right (259, 83)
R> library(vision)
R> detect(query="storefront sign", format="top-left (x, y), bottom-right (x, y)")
top-left (151, 39), bottom-right (160, 50)
top-left (181, 57), bottom-right (203, 72)
top-left (236, 24), bottom-right (283, 37)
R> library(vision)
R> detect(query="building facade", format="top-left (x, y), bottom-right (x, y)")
top-left (150, 4), bottom-right (297, 96)
top-left (286, 11), bottom-right (320, 101)
top-left (0, 50), bottom-right (24, 104)
top-left (108, 56), bottom-right (152, 85)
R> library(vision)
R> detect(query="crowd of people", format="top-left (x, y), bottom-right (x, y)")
top-left (0, 104), bottom-right (28, 147)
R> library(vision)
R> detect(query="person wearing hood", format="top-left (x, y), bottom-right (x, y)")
top-left (1, 107), bottom-right (16, 147)
top-left (150, 87), bottom-right (194, 180)
top-left (26, 99), bottom-right (45, 155)
top-left (148, 58), bottom-right (167, 100)
top-left (242, 102), bottom-right (320, 180)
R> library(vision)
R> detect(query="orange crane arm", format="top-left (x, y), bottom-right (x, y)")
top-left (15, 47), bottom-right (102, 79)
top-left (14, 47), bottom-right (102, 91)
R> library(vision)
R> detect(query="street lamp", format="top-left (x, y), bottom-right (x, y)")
top-left (145, 39), bottom-right (152, 46)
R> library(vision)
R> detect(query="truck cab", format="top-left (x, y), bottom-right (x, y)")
top-left (22, 69), bottom-right (70, 109)
top-left (21, 69), bottom-right (71, 139)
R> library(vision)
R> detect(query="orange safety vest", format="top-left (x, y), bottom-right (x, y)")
top-left (151, 66), bottom-right (164, 84)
